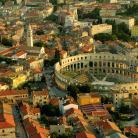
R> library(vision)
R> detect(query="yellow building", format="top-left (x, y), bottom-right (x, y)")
top-left (11, 73), bottom-right (28, 88)
top-left (131, 25), bottom-right (138, 37)
top-left (77, 93), bottom-right (101, 105)
top-left (91, 24), bottom-right (112, 36)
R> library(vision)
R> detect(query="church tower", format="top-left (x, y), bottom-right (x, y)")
top-left (27, 24), bottom-right (33, 47)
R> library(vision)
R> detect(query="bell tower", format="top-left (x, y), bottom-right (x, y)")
top-left (27, 24), bottom-right (33, 47)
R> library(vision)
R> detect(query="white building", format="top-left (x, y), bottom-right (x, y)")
top-left (59, 98), bottom-right (78, 115)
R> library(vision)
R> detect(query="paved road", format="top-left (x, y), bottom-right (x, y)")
top-left (44, 67), bottom-right (67, 98)
top-left (12, 105), bottom-right (27, 138)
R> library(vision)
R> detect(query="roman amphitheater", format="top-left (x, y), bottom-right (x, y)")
top-left (55, 51), bottom-right (138, 93)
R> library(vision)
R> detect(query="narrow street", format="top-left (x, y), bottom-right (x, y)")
top-left (44, 67), bottom-right (67, 98)
top-left (12, 105), bottom-right (28, 138)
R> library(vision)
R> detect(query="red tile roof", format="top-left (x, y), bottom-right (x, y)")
top-left (49, 98), bottom-right (59, 106)
top-left (0, 122), bottom-right (14, 129)
top-left (0, 46), bottom-right (19, 55)
top-left (0, 90), bottom-right (28, 97)
top-left (76, 131), bottom-right (96, 138)
top-left (23, 118), bottom-right (49, 138)
top-left (65, 108), bottom-right (83, 117)
top-left (124, 126), bottom-right (138, 134)
top-left (20, 103), bottom-right (40, 117)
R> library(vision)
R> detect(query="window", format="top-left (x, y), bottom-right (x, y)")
top-left (89, 62), bottom-right (93, 67)
top-left (94, 62), bottom-right (97, 67)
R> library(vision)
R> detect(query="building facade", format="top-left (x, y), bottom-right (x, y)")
top-left (54, 52), bottom-right (138, 93)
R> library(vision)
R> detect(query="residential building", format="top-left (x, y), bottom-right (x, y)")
top-left (112, 91), bottom-right (130, 107)
top-left (80, 104), bottom-right (111, 121)
top-left (23, 118), bottom-right (50, 138)
top-left (65, 108), bottom-right (84, 121)
top-left (91, 24), bottom-right (112, 36)
top-left (0, 89), bottom-right (28, 103)
top-left (32, 90), bottom-right (49, 106)
top-left (100, 8), bottom-right (117, 17)
top-left (94, 120), bottom-right (124, 137)
top-left (124, 126), bottom-right (138, 137)
top-left (102, 16), bottom-right (135, 30)
top-left (50, 124), bottom-right (73, 135)
top-left (59, 97), bottom-right (78, 114)
top-left (20, 103), bottom-right (40, 120)
top-left (0, 82), bottom-right (9, 91)
top-left (0, 103), bottom-right (16, 138)
top-left (76, 131), bottom-right (96, 138)
top-left (0, 45), bottom-right (27, 59)
top-left (131, 25), bottom-right (138, 38)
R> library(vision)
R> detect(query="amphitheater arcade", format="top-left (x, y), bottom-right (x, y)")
top-left (55, 52), bottom-right (138, 93)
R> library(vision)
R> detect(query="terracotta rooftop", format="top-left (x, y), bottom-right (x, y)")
top-left (124, 126), bottom-right (138, 134)
top-left (65, 108), bottom-right (83, 117)
top-left (20, 103), bottom-right (40, 117)
top-left (33, 90), bottom-right (48, 96)
top-left (76, 131), bottom-right (96, 138)
top-left (0, 90), bottom-right (28, 97)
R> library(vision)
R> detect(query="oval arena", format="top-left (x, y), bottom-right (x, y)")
top-left (55, 52), bottom-right (138, 92)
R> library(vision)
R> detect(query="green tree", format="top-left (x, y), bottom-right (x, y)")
top-left (39, 115), bottom-right (49, 126)
top-left (78, 8), bottom-right (102, 23)
top-left (1, 37), bottom-right (13, 46)
top-left (118, 23), bottom-right (130, 34)
top-left (36, 30), bottom-right (44, 35)
top-left (78, 84), bottom-right (91, 93)
top-left (40, 104), bottom-right (60, 116)
top-left (34, 41), bottom-right (45, 47)
top-left (94, 33), bottom-right (116, 42)
top-left (45, 14), bottom-right (58, 22)
top-left (67, 85), bottom-right (79, 100)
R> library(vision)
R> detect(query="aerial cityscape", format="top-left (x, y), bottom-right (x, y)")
top-left (0, 0), bottom-right (138, 137)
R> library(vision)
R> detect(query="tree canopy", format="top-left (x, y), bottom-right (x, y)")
top-left (105, 20), bottom-right (131, 42)
top-left (1, 37), bottom-right (13, 46)
top-left (94, 33), bottom-right (117, 42)
top-left (40, 104), bottom-right (60, 117)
